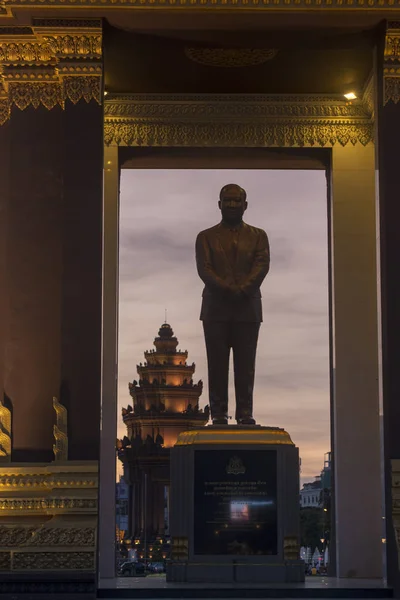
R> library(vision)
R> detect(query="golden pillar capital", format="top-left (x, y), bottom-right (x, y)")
top-left (0, 18), bottom-right (102, 125)
top-left (0, 397), bottom-right (11, 462)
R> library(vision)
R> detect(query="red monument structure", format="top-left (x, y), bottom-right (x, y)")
top-left (118, 323), bottom-right (208, 548)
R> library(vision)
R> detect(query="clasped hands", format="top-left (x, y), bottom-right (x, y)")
top-left (221, 281), bottom-right (248, 298)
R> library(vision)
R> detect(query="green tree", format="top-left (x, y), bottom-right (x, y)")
top-left (300, 508), bottom-right (323, 550)
top-left (320, 487), bottom-right (331, 545)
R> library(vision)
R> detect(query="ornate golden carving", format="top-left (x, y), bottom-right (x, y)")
top-left (53, 397), bottom-right (68, 462)
top-left (7, 79), bottom-right (63, 111)
top-left (176, 425), bottom-right (294, 445)
top-left (0, 99), bottom-right (10, 124)
top-left (3, 0), bottom-right (400, 12)
top-left (0, 398), bottom-right (11, 462)
top-left (0, 462), bottom-right (98, 492)
top-left (63, 74), bottom-right (101, 105)
top-left (171, 537), bottom-right (188, 561)
top-left (385, 77), bottom-right (400, 105)
top-left (29, 527), bottom-right (95, 547)
top-left (0, 20), bottom-right (102, 124)
top-left (384, 22), bottom-right (400, 105)
top-left (13, 551), bottom-right (95, 570)
top-left (0, 474), bottom-right (97, 488)
top-left (283, 536), bottom-right (299, 560)
top-left (0, 34), bottom-right (100, 62)
top-left (0, 475), bottom-right (97, 489)
top-left (362, 73), bottom-right (374, 119)
top-left (0, 552), bottom-right (11, 570)
top-left (184, 48), bottom-right (277, 68)
top-left (0, 497), bottom-right (97, 512)
top-left (0, 463), bottom-right (98, 491)
top-left (0, 462), bottom-right (98, 573)
top-left (385, 22), bottom-right (400, 62)
top-left (0, 526), bottom-right (96, 546)
top-left (0, 527), bottom-right (35, 546)
top-left (104, 94), bottom-right (373, 148)
top-left (105, 94), bottom-right (371, 119)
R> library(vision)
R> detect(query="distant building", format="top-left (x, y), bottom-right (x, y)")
top-left (117, 322), bottom-right (208, 548)
top-left (116, 476), bottom-right (129, 536)
top-left (321, 452), bottom-right (331, 489)
top-left (300, 477), bottom-right (322, 508)
top-left (300, 452), bottom-right (331, 508)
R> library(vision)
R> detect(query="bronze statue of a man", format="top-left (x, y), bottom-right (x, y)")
top-left (196, 184), bottom-right (270, 426)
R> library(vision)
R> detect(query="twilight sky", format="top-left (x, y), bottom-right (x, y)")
top-left (117, 169), bottom-right (330, 484)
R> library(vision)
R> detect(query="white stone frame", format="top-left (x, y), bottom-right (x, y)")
top-left (98, 91), bottom-right (383, 587)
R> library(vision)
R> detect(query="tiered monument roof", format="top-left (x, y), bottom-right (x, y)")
top-left (122, 323), bottom-right (209, 447)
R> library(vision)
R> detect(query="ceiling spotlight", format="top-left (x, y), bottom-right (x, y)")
top-left (344, 92), bottom-right (357, 100)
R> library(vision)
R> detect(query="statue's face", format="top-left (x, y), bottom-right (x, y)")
top-left (218, 187), bottom-right (247, 223)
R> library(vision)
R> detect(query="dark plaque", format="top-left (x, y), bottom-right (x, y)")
top-left (194, 449), bottom-right (277, 555)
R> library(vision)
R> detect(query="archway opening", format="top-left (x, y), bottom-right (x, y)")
top-left (115, 150), bottom-right (331, 585)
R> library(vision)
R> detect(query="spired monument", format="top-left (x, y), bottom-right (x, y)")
top-left (167, 184), bottom-right (303, 583)
top-left (118, 322), bottom-right (209, 554)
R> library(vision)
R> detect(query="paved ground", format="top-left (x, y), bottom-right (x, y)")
top-left (112, 576), bottom-right (386, 590)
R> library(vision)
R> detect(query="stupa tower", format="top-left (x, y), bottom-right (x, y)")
top-left (119, 323), bottom-right (208, 543)
top-left (124, 322), bottom-right (208, 447)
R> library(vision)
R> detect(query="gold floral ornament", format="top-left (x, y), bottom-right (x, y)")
top-left (104, 93), bottom-right (374, 148)
top-left (0, 99), bottom-right (10, 124)
top-left (384, 22), bottom-right (400, 105)
top-left (0, 20), bottom-right (102, 125)
top-left (53, 397), bottom-right (68, 462)
top-left (0, 398), bottom-right (11, 462)
top-left (185, 47), bottom-right (277, 68)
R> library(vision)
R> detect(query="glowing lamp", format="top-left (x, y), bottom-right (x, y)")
top-left (344, 92), bottom-right (357, 100)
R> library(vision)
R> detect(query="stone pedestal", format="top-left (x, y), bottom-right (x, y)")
top-left (167, 426), bottom-right (303, 584)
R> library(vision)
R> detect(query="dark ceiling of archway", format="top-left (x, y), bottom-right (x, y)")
top-left (103, 22), bottom-right (376, 95)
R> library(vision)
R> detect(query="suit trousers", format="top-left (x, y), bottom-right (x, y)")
top-left (202, 320), bottom-right (260, 422)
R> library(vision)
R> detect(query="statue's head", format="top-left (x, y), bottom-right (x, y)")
top-left (218, 184), bottom-right (247, 223)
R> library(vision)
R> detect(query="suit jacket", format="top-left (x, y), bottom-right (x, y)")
top-left (196, 221), bottom-right (270, 322)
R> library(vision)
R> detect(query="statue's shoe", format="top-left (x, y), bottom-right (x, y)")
top-left (212, 418), bottom-right (228, 425)
top-left (238, 418), bottom-right (256, 425)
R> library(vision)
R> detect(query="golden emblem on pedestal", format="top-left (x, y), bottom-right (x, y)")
top-left (226, 455), bottom-right (246, 475)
